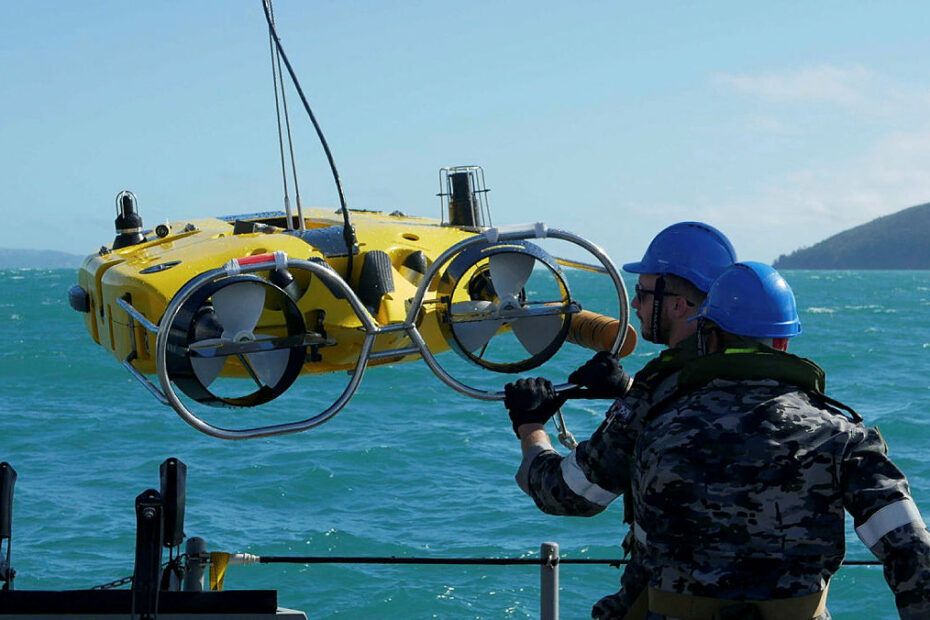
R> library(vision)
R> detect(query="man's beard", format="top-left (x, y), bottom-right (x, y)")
top-left (640, 316), bottom-right (667, 345)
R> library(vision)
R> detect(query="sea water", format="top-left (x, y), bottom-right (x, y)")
top-left (1, 268), bottom-right (929, 619)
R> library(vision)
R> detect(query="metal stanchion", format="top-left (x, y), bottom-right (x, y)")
top-left (540, 542), bottom-right (559, 620)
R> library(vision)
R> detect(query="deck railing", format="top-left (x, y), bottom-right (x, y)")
top-left (193, 540), bottom-right (881, 620)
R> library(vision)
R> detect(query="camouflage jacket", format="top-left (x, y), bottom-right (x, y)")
top-left (516, 341), bottom-right (699, 618)
top-left (516, 338), bottom-right (700, 517)
top-left (518, 346), bottom-right (930, 617)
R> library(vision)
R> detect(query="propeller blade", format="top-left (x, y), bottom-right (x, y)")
top-left (453, 320), bottom-right (504, 353)
top-left (212, 281), bottom-right (266, 336)
top-left (511, 314), bottom-right (565, 355)
top-left (449, 300), bottom-right (502, 352)
top-left (489, 252), bottom-right (535, 299)
top-left (244, 345), bottom-right (292, 387)
top-left (189, 338), bottom-right (228, 387)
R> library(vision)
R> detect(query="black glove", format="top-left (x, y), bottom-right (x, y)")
top-left (567, 351), bottom-right (633, 399)
top-left (504, 377), bottom-right (567, 437)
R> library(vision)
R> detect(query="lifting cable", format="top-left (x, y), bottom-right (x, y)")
top-left (262, 0), bottom-right (357, 279)
top-left (267, 0), bottom-right (306, 232)
top-left (267, 3), bottom-right (296, 231)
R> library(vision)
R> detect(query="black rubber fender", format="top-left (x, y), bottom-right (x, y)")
top-left (358, 250), bottom-right (395, 313)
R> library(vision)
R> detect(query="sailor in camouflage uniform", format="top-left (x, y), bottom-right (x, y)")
top-left (508, 262), bottom-right (930, 619)
top-left (506, 222), bottom-right (739, 618)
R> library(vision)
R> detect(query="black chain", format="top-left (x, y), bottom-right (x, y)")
top-left (92, 554), bottom-right (188, 590)
top-left (92, 573), bottom-right (134, 590)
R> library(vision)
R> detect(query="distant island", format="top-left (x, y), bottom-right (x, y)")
top-left (0, 248), bottom-right (83, 269)
top-left (774, 202), bottom-right (930, 269)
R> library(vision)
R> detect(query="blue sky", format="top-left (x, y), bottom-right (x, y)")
top-left (4, 1), bottom-right (930, 263)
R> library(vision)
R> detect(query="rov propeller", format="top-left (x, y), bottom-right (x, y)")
top-left (437, 240), bottom-right (577, 373)
top-left (165, 274), bottom-right (308, 407)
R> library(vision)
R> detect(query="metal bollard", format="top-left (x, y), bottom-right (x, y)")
top-left (183, 537), bottom-right (208, 591)
top-left (540, 541), bottom-right (559, 620)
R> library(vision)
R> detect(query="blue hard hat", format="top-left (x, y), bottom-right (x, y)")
top-left (692, 262), bottom-right (801, 338)
top-left (622, 222), bottom-right (737, 291)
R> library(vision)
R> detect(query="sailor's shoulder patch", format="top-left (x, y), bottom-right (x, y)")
top-left (605, 398), bottom-right (634, 424)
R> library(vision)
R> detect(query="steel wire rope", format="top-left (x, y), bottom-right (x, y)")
top-left (267, 11), bottom-right (294, 230)
top-left (261, 0), bottom-right (357, 279)
top-left (259, 555), bottom-right (628, 566)
top-left (254, 555), bottom-right (880, 567)
top-left (88, 554), bottom-right (882, 590)
top-left (267, 1), bottom-right (305, 231)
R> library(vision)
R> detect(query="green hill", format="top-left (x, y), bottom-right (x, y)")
top-left (774, 202), bottom-right (930, 269)
top-left (0, 248), bottom-right (83, 269)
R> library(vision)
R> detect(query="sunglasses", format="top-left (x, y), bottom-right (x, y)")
top-left (634, 283), bottom-right (696, 306)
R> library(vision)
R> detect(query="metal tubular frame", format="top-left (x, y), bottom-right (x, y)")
top-left (405, 224), bottom-right (629, 401)
top-left (117, 224), bottom-right (629, 439)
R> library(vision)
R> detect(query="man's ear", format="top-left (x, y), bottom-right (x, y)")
top-left (669, 296), bottom-right (691, 318)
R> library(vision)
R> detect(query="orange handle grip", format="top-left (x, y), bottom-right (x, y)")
top-left (567, 310), bottom-right (637, 357)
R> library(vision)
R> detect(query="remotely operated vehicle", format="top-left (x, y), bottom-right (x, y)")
top-left (67, 2), bottom-right (634, 440)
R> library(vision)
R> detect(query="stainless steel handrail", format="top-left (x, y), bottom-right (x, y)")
top-left (153, 255), bottom-right (376, 439)
top-left (114, 224), bottom-right (629, 439)
top-left (406, 224), bottom-right (629, 401)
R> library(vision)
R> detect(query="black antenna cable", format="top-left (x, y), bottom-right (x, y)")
top-left (262, 0), bottom-right (357, 279)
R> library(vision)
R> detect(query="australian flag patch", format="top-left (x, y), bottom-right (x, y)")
top-left (605, 399), bottom-right (633, 424)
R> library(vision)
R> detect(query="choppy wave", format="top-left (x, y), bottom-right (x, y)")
top-left (2, 269), bottom-right (929, 617)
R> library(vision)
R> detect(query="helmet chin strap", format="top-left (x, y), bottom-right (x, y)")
top-left (696, 317), bottom-right (707, 356)
top-left (649, 275), bottom-right (666, 344)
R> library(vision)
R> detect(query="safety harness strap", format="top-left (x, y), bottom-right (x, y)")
top-left (647, 584), bottom-right (828, 620)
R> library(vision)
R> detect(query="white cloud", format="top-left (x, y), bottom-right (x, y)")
top-left (713, 65), bottom-right (874, 108)
top-left (576, 65), bottom-right (930, 266)
top-left (724, 124), bottom-right (930, 260)
top-left (682, 65), bottom-right (930, 260)
top-left (620, 121), bottom-right (930, 264)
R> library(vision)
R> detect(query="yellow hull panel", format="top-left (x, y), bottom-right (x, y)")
top-left (78, 208), bottom-right (478, 377)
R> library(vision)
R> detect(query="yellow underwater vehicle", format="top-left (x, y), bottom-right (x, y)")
top-left (68, 3), bottom-right (635, 440)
